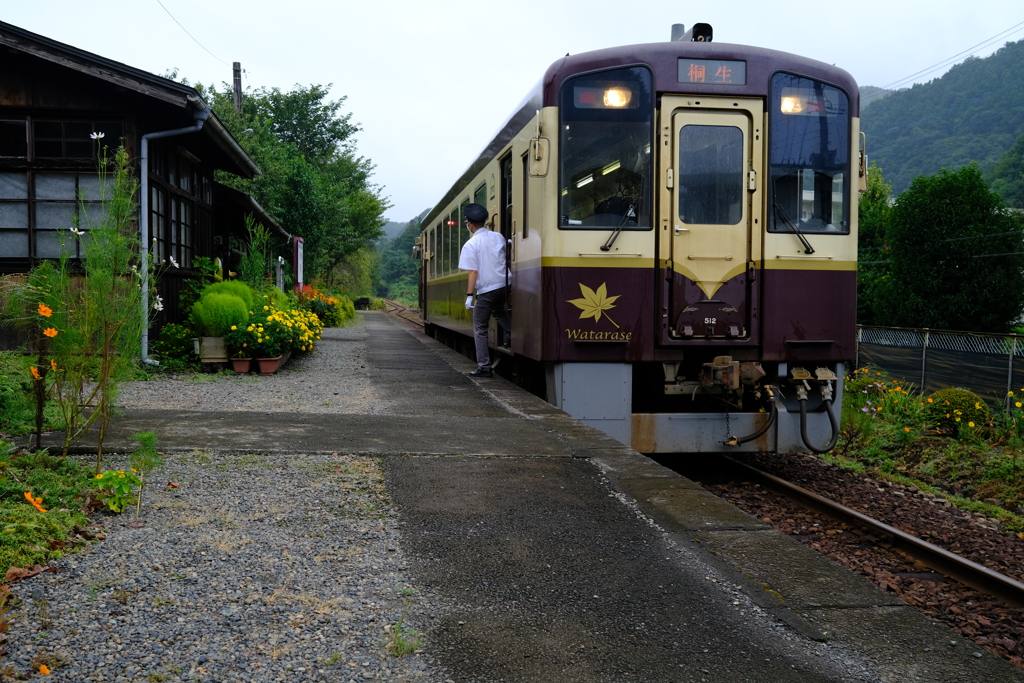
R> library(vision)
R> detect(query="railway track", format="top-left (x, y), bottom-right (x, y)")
top-left (381, 299), bottom-right (424, 327)
top-left (725, 456), bottom-right (1024, 609)
top-left (681, 453), bottom-right (1024, 668)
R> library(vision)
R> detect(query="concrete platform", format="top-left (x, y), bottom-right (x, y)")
top-left (30, 312), bottom-right (1024, 681)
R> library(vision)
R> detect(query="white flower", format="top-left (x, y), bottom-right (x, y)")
top-left (153, 295), bottom-right (164, 311)
top-left (90, 132), bottom-right (105, 140)
top-left (169, 256), bottom-right (179, 268)
top-left (68, 226), bottom-right (84, 235)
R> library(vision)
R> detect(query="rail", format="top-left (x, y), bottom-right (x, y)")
top-left (725, 456), bottom-right (1024, 609)
top-left (382, 299), bottom-right (425, 328)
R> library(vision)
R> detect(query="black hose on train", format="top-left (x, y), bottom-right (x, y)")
top-left (798, 390), bottom-right (840, 454)
top-left (726, 386), bottom-right (778, 447)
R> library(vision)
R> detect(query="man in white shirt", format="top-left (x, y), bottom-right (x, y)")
top-left (458, 203), bottom-right (511, 377)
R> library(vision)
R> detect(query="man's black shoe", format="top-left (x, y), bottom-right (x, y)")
top-left (469, 367), bottom-right (493, 377)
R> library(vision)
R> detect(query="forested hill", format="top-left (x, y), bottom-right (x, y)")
top-left (860, 38), bottom-right (1024, 196)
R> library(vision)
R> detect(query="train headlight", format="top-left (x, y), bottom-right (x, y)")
top-left (780, 96), bottom-right (805, 114)
top-left (603, 87), bottom-right (632, 107)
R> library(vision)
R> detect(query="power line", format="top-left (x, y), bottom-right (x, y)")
top-left (863, 19), bottom-right (1024, 105)
top-left (155, 0), bottom-right (230, 67)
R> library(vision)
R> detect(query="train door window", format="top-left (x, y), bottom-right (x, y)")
top-left (521, 153), bottom-right (529, 239)
top-left (678, 125), bottom-right (743, 225)
top-left (768, 73), bottom-right (850, 234)
top-left (474, 183), bottom-right (487, 213)
top-left (558, 66), bottom-right (653, 230)
top-left (500, 155), bottom-right (513, 243)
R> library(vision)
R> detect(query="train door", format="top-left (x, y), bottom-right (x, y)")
top-left (494, 154), bottom-right (513, 346)
top-left (659, 96), bottom-right (763, 343)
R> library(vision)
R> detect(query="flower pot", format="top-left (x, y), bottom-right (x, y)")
top-left (256, 355), bottom-right (285, 375)
top-left (230, 357), bottom-right (253, 374)
top-left (198, 336), bottom-right (228, 363)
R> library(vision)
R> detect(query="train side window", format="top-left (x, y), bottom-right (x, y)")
top-left (441, 215), bottom-right (451, 275)
top-left (459, 198), bottom-right (470, 250)
top-left (474, 183), bottom-right (487, 213)
top-left (678, 125), bottom-right (743, 225)
top-left (429, 225), bottom-right (437, 279)
top-left (768, 73), bottom-right (850, 235)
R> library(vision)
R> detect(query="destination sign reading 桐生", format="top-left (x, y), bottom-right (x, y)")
top-left (677, 59), bottom-right (746, 85)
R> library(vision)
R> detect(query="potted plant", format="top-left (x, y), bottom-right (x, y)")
top-left (188, 287), bottom-right (251, 364)
top-left (236, 317), bottom-right (285, 374)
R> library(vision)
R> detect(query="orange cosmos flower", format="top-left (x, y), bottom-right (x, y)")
top-left (50, 359), bottom-right (57, 371)
top-left (30, 366), bottom-right (41, 380)
top-left (39, 664), bottom-right (50, 675)
top-left (23, 491), bottom-right (47, 513)
top-left (37, 303), bottom-right (52, 317)
top-left (42, 328), bottom-right (58, 338)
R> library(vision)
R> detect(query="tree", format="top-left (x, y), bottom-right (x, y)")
top-left (856, 163), bottom-right (892, 325)
top-left (195, 82), bottom-right (389, 283)
top-left (989, 133), bottom-right (1024, 209)
top-left (375, 210), bottom-right (428, 305)
top-left (873, 164), bottom-right (1024, 332)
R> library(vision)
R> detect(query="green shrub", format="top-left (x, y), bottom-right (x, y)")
top-left (200, 281), bottom-right (256, 314)
top-left (151, 323), bottom-right (196, 362)
top-left (925, 387), bottom-right (990, 435)
top-left (190, 292), bottom-right (249, 337)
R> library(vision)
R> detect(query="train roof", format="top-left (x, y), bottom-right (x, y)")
top-left (423, 39), bottom-right (859, 229)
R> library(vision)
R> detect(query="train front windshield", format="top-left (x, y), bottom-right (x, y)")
top-left (768, 74), bottom-right (851, 235)
top-left (559, 67), bottom-right (653, 230)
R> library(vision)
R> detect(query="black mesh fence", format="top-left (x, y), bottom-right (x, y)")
top-left (856, 326), bottom-right (1024, 407)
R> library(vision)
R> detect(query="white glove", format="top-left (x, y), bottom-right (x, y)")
top-left (465, 295), bottom-right (474, 310)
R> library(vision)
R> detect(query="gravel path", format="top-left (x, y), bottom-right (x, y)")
top-left (6, 451), bottom-right (450, 682)
top-left (3, 318), bottom-right (454, 682)
top-left (117, 323), bottom-right (392, 415)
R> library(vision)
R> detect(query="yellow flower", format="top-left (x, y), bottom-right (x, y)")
top-left (42, 327), bottom-right (58, 338)
top-left (968, 421), bottom-right (975, 427)
top-left (37, 303), bottom-right (52, 317)
top-left (231, 325), bottom-right (237, 331)
top-left (955, 417), bottom-right (961, 422)
top-left (1016, 402), bottom-right (1021, 408)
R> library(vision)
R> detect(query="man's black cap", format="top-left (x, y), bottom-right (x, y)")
top-left (464, 203), bottom-right (488, 224)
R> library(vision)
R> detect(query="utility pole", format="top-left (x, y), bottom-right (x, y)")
top-left (233, 62), bottom-right (242, 112)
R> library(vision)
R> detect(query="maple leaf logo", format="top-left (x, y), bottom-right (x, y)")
top-left (567, 282), bottom-right (620, 328)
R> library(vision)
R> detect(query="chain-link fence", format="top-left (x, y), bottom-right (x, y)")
top-left (857, 326), bottom-right (1024, 407)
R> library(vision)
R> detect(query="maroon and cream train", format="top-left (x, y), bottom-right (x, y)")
top-left (416, 23), bottom-right (862, 454)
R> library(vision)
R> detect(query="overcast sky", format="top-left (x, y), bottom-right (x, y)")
top-left (4, 1), bottom-right (1024, 223)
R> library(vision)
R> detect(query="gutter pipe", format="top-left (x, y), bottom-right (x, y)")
top-left (139, 96), bottom-right (210, 365)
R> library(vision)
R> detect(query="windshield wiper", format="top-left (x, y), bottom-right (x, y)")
top-left (773, 201), bottom-right (815, 255)
top-left (600, 203), bottom-right (635, 251)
